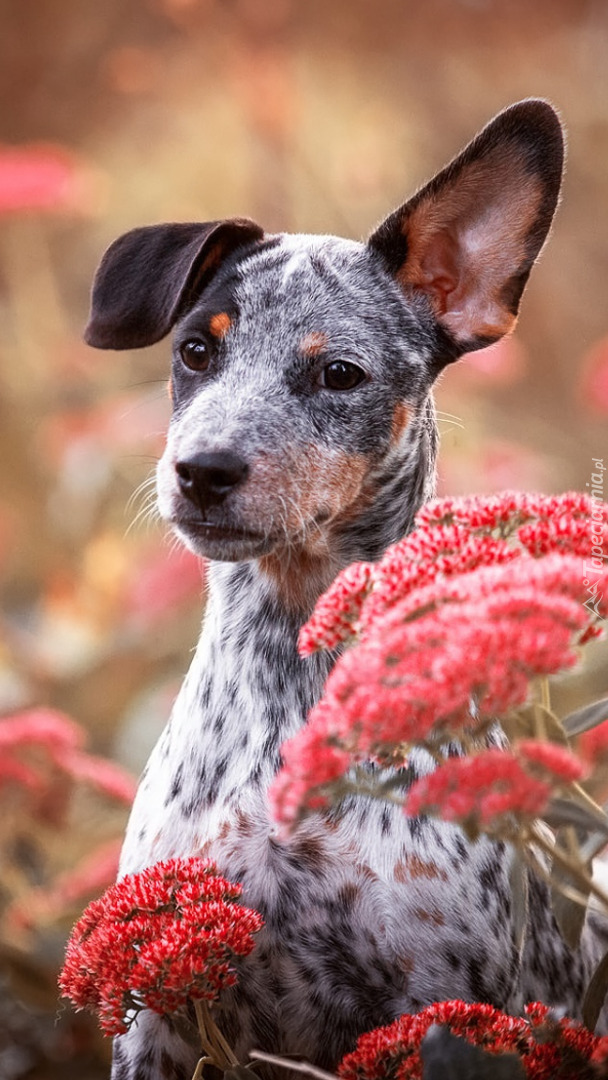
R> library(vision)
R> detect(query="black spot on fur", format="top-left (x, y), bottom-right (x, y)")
top-left (466, 954), bottom-right (494, 1002)
top-left (212, 710), bottom-right (226, 738)
top-left (198, 680), bottom-right (212, 710)
top-left (165, 762), bottom-right (184, 805)
top-left (445, 948), bottom-right (461, 970)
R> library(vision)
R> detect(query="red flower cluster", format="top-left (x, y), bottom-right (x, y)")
top-left (271, 493), bottom-right (606, 827)
top-left (405, 743), bottom-right (585, 832)
top-left (337, 999), bottom-right (608, 1080)
top-left (416, 490), bottom-right (603, 533)
top-left (59, 857), bottom-right (264, 1035)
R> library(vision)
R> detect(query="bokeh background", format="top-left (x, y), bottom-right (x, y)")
top-left (1, 0), bottom-right (607, 1075)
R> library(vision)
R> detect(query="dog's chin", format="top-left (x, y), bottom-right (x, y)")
top-left (173, 520), bottom-right (278, 562)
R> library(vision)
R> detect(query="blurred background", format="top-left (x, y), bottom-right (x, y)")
top-left (1, 0), bottom-right (607, 1075)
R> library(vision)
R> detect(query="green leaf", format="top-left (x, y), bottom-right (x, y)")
top-left (563, 697), bottom-right (608, 738)
top-left (544, 793), bottom-right (608, 834)
top-left (550, 827), bottom-right (591, 949)
top-left (583, 948), bottom-right (608, 1031)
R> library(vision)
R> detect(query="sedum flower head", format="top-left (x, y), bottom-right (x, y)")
top-left (59, 857), bottom-right (263, 1036)
top-left (337, 999), bottom-right (608, 1080)
top-left (272, 493), bottom-right (607, 828)
top-left (405, 743), bottom-right (585, 835)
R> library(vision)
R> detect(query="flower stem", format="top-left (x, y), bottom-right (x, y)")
top-left (540, 677), bottom-right (551, 713)
top-left (193, 999), bottom-right (239, 1068)
top-left (192, 1057), bottom-right (213, 1080)
top-left (249, 1049), bottom-right (338, 1080)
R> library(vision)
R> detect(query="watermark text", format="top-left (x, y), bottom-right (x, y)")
top-left (583, 458), bottom-right (606, 619)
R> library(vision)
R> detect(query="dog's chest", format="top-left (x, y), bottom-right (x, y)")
top-left (118, 567), bottom-right (524, 1060)
top-left (124, 743), bottom-right (520, 1062)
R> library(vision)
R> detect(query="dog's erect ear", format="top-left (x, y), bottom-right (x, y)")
top-left (368, 99), bottom-right (564, 358)
top-left (85, 218), bottom-right (264, 350)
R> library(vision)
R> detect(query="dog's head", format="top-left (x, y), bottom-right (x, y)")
top-left (85, 100), bottom-right (564, 572)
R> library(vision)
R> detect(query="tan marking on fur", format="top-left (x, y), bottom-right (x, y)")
top-left (414, 906), bottom-right (446, 927)
top-left (298, 446), bottom-right (369, 523)
top-left (209, 312), bottom-right (232, 339)
top-left (390, 402), bottom-right (411, 444)
top-left (398, 954), bottom-right (415, 976)
top-left (257, 444), bottom-right (370, 610)
top-left (354, 862), bottom-right (380, 884)
top-left (300, 331), bottom-right (329, 357)
top-left (293, 833), bottom-right (327, 871)
top-left (394, 860), bottom-right (409, 884)
top-left (394, 855), bottom-right (448, 883)
top-left (259, 548), bottom-right (334, 613)
top-left (397, 150), bottom-right (543, 342)
top-left (235, 811), bottom-right (255, 837)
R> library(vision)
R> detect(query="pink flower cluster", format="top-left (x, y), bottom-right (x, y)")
top-left (59, 857), bottom-right (264, 1036)
top-left (337, 999), bottom-right (608, 1080)
top-left (0, 708), bottom-right (136, 812)
top-left (579, 717), bottom-right (608, 765)
top-left (300, 492), bottom-right (608, 655)
top-left (298, 561), bottom-right (373, 655)
top-left (271, 493), bottom-right (606, 827)
top-left (0, 143), bottom-right (99, 215)
top-left (405, 742), bottom-right (585, 831)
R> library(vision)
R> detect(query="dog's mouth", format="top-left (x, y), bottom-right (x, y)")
top-left (182, 520), bottom-right (263, 540)
top-left (171, 515), bottom-right (277, 558)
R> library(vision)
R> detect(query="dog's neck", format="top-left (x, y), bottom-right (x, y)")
top-left (158, 560), bottom-right (332, 843)
top-left (183, 407), bottom-right (437, 790)
top-left (119, 408), bottom-right (437, 871)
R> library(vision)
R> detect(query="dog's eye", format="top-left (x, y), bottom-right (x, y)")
top-left (180, 340), bottom-right (210, 372)
top-left (321, 361), bottom-right (366, 391)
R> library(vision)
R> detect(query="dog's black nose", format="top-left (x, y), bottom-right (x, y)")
top-left (175, 450), bottom-right (249, 510)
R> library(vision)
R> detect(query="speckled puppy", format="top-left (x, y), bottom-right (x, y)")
top-left (86, 101), bottom-right (603, 1079)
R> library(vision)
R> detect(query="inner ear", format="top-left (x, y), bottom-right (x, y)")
top-left (401, 152), bottom-right (543, 342)
top-left (369, 100), bottom-right (564, 353)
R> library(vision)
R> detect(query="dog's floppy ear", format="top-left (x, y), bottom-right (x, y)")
top-left (368, 99), bottom-right (564, 360)
top-left (85, 218), bottom-right (264, 350)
